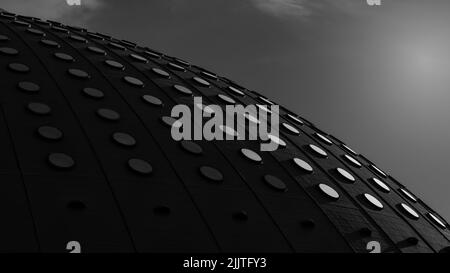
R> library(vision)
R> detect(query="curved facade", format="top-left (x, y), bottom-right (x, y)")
top-left (0, 10), bottom-right (449, 253)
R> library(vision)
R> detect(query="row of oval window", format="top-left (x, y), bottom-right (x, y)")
top-left (292, 129), bottom-right (448, 230)
top-left (3, 26), bottom-right (297, 195)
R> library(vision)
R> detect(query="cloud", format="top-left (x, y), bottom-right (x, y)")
top-left (249, 0), bottom-right (365, 19)
top-left (249, 0), bottom-right (313, 17)
top-left (1, 0), bottom-right (103, 26)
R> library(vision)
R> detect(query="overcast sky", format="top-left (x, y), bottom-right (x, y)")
top-left (2, 0), bottom-right (450, 221)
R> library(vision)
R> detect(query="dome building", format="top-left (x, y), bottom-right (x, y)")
top-left (0, 9), bottom-right (449, 253)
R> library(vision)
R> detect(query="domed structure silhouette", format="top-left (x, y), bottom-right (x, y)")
top-left (0, 10), bottom-right (449, 253)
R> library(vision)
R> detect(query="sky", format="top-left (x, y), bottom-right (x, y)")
top-left (1, 0), bottom-right (449, 221)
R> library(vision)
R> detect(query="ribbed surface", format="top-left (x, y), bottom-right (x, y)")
top-left (0, 10), bottom-right (449, 253)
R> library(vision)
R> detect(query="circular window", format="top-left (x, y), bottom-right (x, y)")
top-left (318, 184), bottom-right (340, 200)
top-left (363, 193), bottom-right (384, 210)
top-left (293, 158), bottom-right (313, 173)
top-left (281, 123), bottom-right (300, 135)
top-left (399, 203), bottom-right (420, 220)
top-left (427, 213), bottom-right (447, 229)
top-left (315, 133), bottom-right (333, 145)
top-left (241, 148), bottom-right (262, 163)
top-left (369, 177), bottom-right (390, 193)
top-left (344, 154), bottom-right (362, 168)
top-left (309, 144), bottom-right (327, 158)
top-left (336, 167), bottom-right (356, 183)
top-left (399, 188), bottom-right (417, 203)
